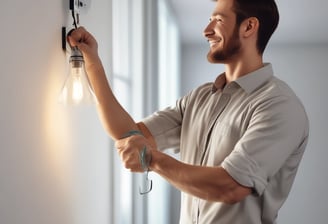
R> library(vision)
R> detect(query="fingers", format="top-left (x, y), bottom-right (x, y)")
top-left (116, 136), bottom-right (152, 172)
top-left (66, 27), bottom-right (83, 46)
top-left (67, 27), bottom-right (98, 53)
top-left (119, 148), bottom-right (141, 172)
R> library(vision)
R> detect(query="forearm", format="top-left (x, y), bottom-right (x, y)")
top-left (149, 150), bottom-right (251, 203)
top-left (86, 58), bottom-right (138, 140)
top-left (67, 27), bottom-right (140, 140)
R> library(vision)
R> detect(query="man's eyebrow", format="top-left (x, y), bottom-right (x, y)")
top-left (212, 11), bottom-right (228, 18)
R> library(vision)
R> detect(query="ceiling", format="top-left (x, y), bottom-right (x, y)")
top-left (167, 0), bottom-right (328, 45)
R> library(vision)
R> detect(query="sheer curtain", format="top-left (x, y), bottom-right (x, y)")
top-left (111, 1), bottom-right (143, 223)
top-left (111, 0), bottom-right (180, 223)
top-left (148, 1), bottom-right (181, 224)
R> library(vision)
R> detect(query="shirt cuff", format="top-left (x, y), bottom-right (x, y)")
top-left (221, 149), bottom-right (268, 196)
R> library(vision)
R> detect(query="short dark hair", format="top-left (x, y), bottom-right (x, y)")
top-left (213, 0), bottom-right (279, 54)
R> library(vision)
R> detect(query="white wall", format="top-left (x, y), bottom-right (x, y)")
top-left (181, 43), bottom-right (328, 223)
top-left (265, 44), bottom-right (328, 224)
top-left (181, 44), bottom-right (224, 95)
top-left (0, 1), bottom-right (112, 224)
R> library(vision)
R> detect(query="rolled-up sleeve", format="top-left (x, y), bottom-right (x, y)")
top-left (221, 94), bottom-right (309, 195)
top-left (142, 92), bottom-right (192, 151)
top-left (142, 106), bottom-right (182, 151)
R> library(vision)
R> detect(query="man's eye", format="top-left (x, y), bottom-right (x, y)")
top-left (209, 17), bottom-right (222, 23)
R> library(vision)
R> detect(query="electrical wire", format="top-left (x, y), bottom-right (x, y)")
top-left (65, 8), bottom-right (79, 52)
top-left (71, 9), bottom-right (78, 29)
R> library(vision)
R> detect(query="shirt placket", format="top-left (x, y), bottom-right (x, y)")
top-left (192, 197), bottom-right (200, 224)
top-left (192, 83), bottom-right (238, 223)
top-left (200, 92), bottom-right (231, 166)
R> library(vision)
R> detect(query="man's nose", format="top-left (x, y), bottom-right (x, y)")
top-left (203, 20), bottom-right (215, 38)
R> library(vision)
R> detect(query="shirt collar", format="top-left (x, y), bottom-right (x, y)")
top-left (235, 63), bottom-right (273, 94)
top-left (212, 63), bottom-right (274, 94)
top-left (211, 73), bottom-right (226, 93)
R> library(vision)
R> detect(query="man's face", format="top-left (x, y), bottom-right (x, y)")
top-left (204, 0), bottom-right (241, 63)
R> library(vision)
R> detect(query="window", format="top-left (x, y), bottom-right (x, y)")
top-left (111, 1), bottom-right (137, 223)
top-left (148, 1), bottom-right (181, 224)
top-left (111, 0), bottom-right (180, 223)
top-left (158, 0), bottom-right (180, 109)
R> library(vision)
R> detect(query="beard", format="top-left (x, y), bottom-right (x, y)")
top-left (207, 26), bottom-right (241, 63)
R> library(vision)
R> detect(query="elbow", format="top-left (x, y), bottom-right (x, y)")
top-left (222, 187), bottom-right (252, 204)
top-left (207, 187), bottom-right (252, 204)
top-left (223, 195), bottom-right (244, 205)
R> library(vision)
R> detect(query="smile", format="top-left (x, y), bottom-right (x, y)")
top-left (208, 38), bottom-right (222, 47)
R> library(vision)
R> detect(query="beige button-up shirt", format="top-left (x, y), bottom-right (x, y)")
top-left (143, 63), bottom-right (309, 224)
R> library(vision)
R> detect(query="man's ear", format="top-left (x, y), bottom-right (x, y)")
top-left (241, 17), bottom-right (259, 38)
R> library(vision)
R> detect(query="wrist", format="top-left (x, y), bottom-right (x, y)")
top-left (85, 56), bottom-right (103, 72)
top-left (148, 149), bottom-right (162, 173)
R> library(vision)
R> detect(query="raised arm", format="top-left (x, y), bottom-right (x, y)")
top-left (68, 27), bottom-right (141, 140)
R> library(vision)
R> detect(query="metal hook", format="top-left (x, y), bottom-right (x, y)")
top-left (139, 171), bottom-right (153, 195)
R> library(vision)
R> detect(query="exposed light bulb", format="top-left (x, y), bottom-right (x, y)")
top-left (59, 47), bottom-right (97, 105)
top-left (72, 75), bottom-right (84, 101)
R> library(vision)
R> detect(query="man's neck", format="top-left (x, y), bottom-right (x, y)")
top-left (224, 55), bottom-right (263, 83)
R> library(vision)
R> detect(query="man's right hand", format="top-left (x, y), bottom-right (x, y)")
top-left (67, 27), bottom-right (102, 71)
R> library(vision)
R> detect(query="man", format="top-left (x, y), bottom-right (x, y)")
top-left (69, 0), bottom-right (309, 223)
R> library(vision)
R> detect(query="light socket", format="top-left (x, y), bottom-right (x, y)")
top-left (69, 0), bottom-right (90, 13)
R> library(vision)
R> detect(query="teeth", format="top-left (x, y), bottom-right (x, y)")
top-left (208, 38), bottom-right (221, 47)
top-left (208, 40), bottom-right (221, 47)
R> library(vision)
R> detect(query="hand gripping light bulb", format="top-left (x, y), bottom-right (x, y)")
top-left (59, 46), bottom-right (97, 105)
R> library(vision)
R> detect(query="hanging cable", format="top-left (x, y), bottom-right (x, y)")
top-left (71, 9), bottom-right (78, 29)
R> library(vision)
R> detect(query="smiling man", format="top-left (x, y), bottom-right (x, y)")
top-left (69, 0), bottom-right (309, 223)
